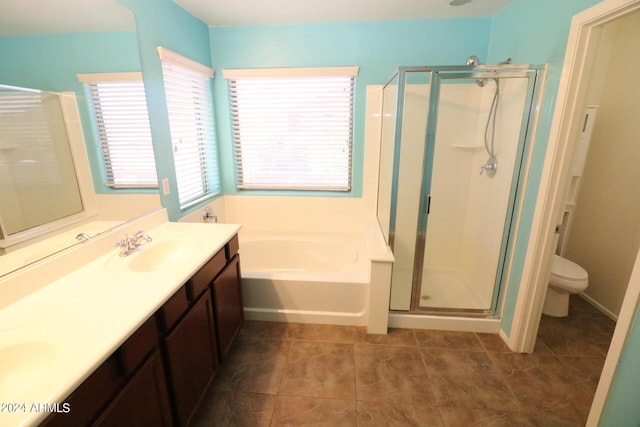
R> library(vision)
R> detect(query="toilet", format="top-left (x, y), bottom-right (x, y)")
top-left (542, 255), bottom-right (589, 317)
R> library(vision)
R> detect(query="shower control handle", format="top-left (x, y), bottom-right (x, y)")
top-left (480, 156), bottom-right (498, 177)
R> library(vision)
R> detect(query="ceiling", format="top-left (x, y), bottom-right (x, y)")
top-left (0, 0), bottom-right (136, 36)
top-left (0, 0), bottom-right (512, 36)
top-left (174, 0), bottom-right (513, 26)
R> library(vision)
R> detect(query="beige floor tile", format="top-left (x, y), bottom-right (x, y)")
top-left (357, 400), bottom-right (444, 426)
top-left (415, 330), bottom-right (484, 350)
top-left (421, 348), bottom-right (522, 412)
top-left (488, 352), bottom-right (592, 424)
top-left (286, 323), bottom-right (364, 343)
top-left (190, 391), bottom-right (276, 427)
top-left (439, 407), bottom-right (582, 427)
top-left (271, 395), bottom-right (356, 426)
top-left (279, 341), bottom-right (356, 399)
top-left (355, 344), bottom-right (438, 406)
top-left (194, 300), bottom-right (614, 426)
top-left (357, 327), bottom-right (418, 347)
top-left (213, 337), bottom-right (290, 394)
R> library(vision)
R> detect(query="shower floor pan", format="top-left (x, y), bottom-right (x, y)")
top-left (419, 268), bottom-right (489, 310)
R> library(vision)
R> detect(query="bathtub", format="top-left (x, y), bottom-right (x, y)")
top-left (238, 231), bottom-right (371, 326)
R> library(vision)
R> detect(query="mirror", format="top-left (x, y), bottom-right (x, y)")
top-left (0, 1), bottom-right (162, 276)
top-left (0, 86), bottom-right (84, 242)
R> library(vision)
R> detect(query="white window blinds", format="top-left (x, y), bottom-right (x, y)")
top-left (223, 67), bottom-right (358, 191)
top-left (78, 73), bottom-right (157, 188)
top-left (159, 47), bottom-right (220, 208)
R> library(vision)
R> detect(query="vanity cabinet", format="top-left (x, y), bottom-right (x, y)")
top-left (41, 316), bottom-right (168, 427)
top-left (93, 350), bottom-right (172, 427)
top-left (213, 254), bottom-right (243, 361)
top-left (162, 289), bottom-right (218, 426)
top-left (40, 234), bottom-right (243, 427)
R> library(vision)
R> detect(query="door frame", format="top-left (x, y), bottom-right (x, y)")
top-left (505, 0), bottom-right (640, 424)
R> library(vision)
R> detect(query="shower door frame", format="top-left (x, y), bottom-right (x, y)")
top-left (385, 64), bottom-right (545, 316)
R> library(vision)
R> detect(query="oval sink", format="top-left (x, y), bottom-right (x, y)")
top-left (0, 342), bottom-right (56, 396)
top-left (106, 239), bottom-right (202, 273)
top-left (0, 324), bottom-right (74, 401)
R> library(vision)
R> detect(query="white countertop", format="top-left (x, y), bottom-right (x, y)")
top-left (0, 210), bottom-right (240, 427)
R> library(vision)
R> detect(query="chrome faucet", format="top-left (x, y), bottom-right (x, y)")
top-left (116, 230), bottom-right (152, 257)
top-left (75, 232), bottom-right (91, 242)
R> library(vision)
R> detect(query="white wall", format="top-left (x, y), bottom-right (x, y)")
top-left (458, 78), bottom-right (528, 303)
top-left (95, 193), bottom-right (161, 221)
top-left (564, 12), bottom-right (640, 318)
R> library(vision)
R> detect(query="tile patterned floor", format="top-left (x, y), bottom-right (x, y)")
top-left (191, 296), bottom-right (615, 426)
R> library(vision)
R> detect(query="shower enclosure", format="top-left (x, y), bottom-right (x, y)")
top-left (377, 60), bottom-right (544, 316)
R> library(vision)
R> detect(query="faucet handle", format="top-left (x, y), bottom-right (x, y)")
top-left (116, 235), bottom-right (127, 247)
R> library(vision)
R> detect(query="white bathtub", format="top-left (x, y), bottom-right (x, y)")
top-left (239, 231), bottom-right (371, 326)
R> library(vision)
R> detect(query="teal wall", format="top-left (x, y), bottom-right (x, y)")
top-left (490, 1), bottom-right (640, 424)
top-left (118, 0), bottom-right (215, 220)
top-left (209, 19), bottom-right (492, 195)
top-left (0, 32), bottom-right (143, 194)
top-left (600, 300), bottom-right (640, 425)
top-left (4, 0), bottom-right (640, 422)
top-left (487, 0), bottom-right (600, 336)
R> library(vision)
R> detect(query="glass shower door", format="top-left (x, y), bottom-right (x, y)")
top-left (413, 70), bottom-right (536, 313)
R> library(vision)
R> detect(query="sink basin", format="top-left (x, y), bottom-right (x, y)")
top-left (0, 342), bottom-right (56, 396)
top-left (0, 324), bottom-right (72, 401)
top-left (106, 238), bottom-right (202, 273)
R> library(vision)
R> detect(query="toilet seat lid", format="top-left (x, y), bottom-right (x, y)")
top-left (552, 255), bottom-right (588, 281)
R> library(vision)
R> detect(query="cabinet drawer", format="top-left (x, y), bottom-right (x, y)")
top-left (188, 249), bottom-right (225, 300)
top-left (158, 284), bottom-right (189, 331)
top-left (119, 316), bottom-right (158, 376)
top-left (226, 234), bottom-right (239, 260)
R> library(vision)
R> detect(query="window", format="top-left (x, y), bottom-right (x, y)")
top-left (159, 47), bottom-right (220, 208)
top-left (223, 67), bottom-right (358, 191)
top-left (78, 73), bottom-right (157, 188)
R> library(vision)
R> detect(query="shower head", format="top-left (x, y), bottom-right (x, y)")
top-left (467, 56), bottom-right (486, 86)
top-left (466, 55), bottom-right (481, 66)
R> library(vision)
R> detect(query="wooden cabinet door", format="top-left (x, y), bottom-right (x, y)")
top-left (93, 350), bottom-right (172, 427)
top-left (164, 290), bottom-right (218, 426)
top-left (212, 254), bottom-right (244, 361)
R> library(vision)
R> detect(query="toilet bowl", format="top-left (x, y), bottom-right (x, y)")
top-left (542, 255), bottom-right (589, 317)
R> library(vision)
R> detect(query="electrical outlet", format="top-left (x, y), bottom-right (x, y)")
top-left (162, 178), bottom-right (170, 196)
